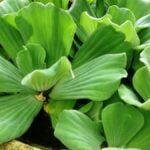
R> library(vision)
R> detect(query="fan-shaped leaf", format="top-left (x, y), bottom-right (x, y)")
top-left (105, 0), bottom-right (150, 19)
top-left (0, 94), bottom-right (43, 144)
top-left (22, 56), bottom-right (72, 91)
top-left (16, 2), bottom-right (76, 66)
top-left (50, 53), bottom-right (127, 101)
top-left (102, 102), bottom-right (144, 147)
top-left (72, 24), bottom-right (131, 68)
top-left (55, 110), bottom-right (104, 150)
top-left (107, 5), bottom-right (136, 25)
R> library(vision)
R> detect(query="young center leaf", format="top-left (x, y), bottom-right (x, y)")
top-left (50, 53), bottom-right (127, 101)
top-left (21, 56), bottom-right (72, 91)
top-left (16, 43), bottom-right (46, 75)
top-left (54, 110), bottom-right (104, 150)
top-left (102, 102), bottom-right (144, 147)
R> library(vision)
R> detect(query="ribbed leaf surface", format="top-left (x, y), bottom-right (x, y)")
top-left (0, 56), bottom-right (26, 93)
top-left (72, 24), bottom-right (131, 68)
top-left (16, 2), bottom-right (76, 66)
top-left (105, 0), bottom-right (150, 19)
top-left (50, 53), bottom-right (127, 101)
top-left (22, 57), bottom-right (72, 91)
top-left (0, 0), bottom-right (30, 15)
top-left (55, 110), bottom-right (104, 150)
top-left (127, 110), bottom-right (150, 150)
top-left (102, 102), bottom-right (144, 147)
top-left (0, 94), bottom-right (43, 144)
top-left (16, 43), bottom-right (46, 75)
top-left (0, 17), bottom-right (24, 61)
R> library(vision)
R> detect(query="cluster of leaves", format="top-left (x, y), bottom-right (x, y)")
top-left (0, 0), bottom-right (150, 149)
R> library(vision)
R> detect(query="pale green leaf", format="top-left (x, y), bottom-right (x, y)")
top-left (133, 66), bottom-right (150, 101)
top-left (102, 102), bottom-right (144, 147)
top-left (140, 47), bottom-right (150, 67)
top-left (102, 147), bottom-right (141, 150)
top-left (0, 94), bottom-right (43, 144)
top-left (0, 0), bottom-right (30, 16)
top-left (16, 43), bottom-right (46, 75)
top-left (127, 110), bottom-right (150, 150)
top-left (136, 14), bottom-right (150, 31)
top-left (55, 110), bottom-right (104, 150)
top-left (50, 53), bottom-right (127, 101)
top-left (22, 56), bottom-right (72, 91)
top-left (16, 2), bottom-right (76, 66)
top-left (105, 0), bottom-right (150, 19)
top-left (118, 84), bottom-right (150, 110)
top-left (103, 148), bottom-right (140, 150)
top-left (107, 5), bottom-right (136, 25)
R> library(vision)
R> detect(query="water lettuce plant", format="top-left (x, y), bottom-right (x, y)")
top-left (0, 0), bottom-right (150, 150)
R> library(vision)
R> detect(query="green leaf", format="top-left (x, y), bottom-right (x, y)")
top-left (95, 0), bottom-right (106, 18)
top-left (50, 53), bottom-right (127, 101)
top-left (105, 0), bottom-right (150, 19)
top-left (16, 2), bottom-right (76, 66)
top-left (106, 5), bottom-right (136, 25)
top-left (0, 16), bottom-right (24, 61)
top-left (0, 94), bottom-right (43, 144)
top-left (69, 0), bottom-right (95, 42)
top-left (16, 43), bottom-right (46, 75)
top-left (103, 148), bottom-right (140, 150)
top-left (22, 56), bottom-right (72, 91)
top-left (69, 0), bottom-right (95, 22)
top-left (137, 28), bottom-right (150, 50)
top-left (140, 47), bottom-right (150, 67)
top-left (133, 66), bottom-right (150, 101)
top-left (48, 99), bottom-right (76, 128)
top-left (102, 102), bottom-right (144, 147)
top-left (0, 0), bottom-right (30, 16)
top-left (136, 14), bottom-right (150, 31)
top-left (72, 24), bottom-right (132, 68)
top-left (0, 55), bottom-right (28, 93)
top-left (49, 0), bottom-right (69, 9)
top-left (127, 110), bottom-right (150, 150)
top-left (54, 110), bottom-right (104, 150)
top-left (118, 84), bottom-right (150, 110)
